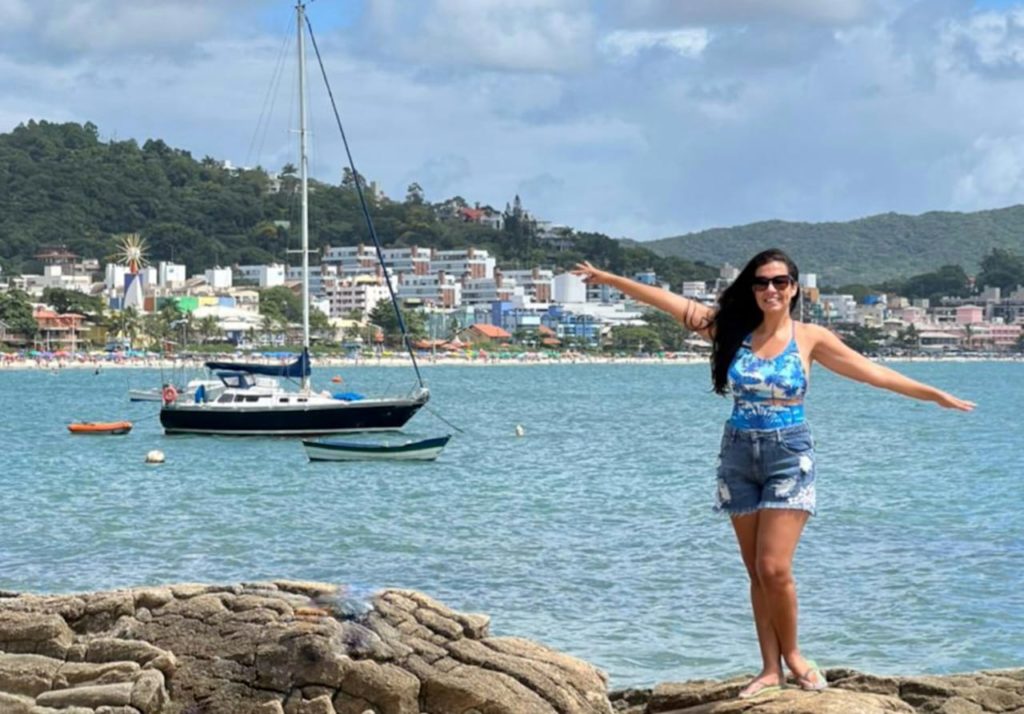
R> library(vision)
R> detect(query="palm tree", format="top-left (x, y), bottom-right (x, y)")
top-left (107, 307), bottom-right (143, 349)
top-left (260, 314), bottom-right (280, 346)
top-left (197, 315), bottom-right (222, 344)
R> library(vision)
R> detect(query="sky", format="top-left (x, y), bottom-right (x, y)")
top-left (4, 0), bottom-right (1024, 242)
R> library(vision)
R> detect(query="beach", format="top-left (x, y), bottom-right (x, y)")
top-left (2, 351), bottom-right (1021, 371)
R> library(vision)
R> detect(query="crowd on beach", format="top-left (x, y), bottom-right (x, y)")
top-left (2, 349), bottom-right (1022, 371)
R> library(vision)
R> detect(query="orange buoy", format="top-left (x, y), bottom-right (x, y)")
top-left (331, 375), bottom-right (343, 383)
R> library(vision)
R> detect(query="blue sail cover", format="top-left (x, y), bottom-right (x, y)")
top-left (205, 349), bottom-right (310, 378)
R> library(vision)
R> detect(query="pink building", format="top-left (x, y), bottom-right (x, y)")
top-left (955, 305), bottom-right (984, 324)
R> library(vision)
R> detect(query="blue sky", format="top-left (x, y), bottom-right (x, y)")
top-left (4, 0), bottom-right (1024, 241)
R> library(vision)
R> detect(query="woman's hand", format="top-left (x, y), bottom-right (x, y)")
top-left (572, 261), bottom-right (611, 286)
top-left (934, 391), bottom-right (976, 412)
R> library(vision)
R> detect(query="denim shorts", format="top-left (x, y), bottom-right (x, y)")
top-left (714, 422), bottom-right (817, 516)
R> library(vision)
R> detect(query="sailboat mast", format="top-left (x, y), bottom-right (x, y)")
top-left (297, 1), bottom-right (310, 391)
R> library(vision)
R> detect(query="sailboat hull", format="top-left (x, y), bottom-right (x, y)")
top-left (159, 396), bottom-right (427, 436)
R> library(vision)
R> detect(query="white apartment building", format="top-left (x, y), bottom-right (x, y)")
top-left (396, 272), bottom-right (462, 308)
top-left (22, 265), bottom-right (93, 296)
top-left (430, 248), bottom-right (493, 280)
top-left (819, 294), bottom-right (858, 323)
top-left (157, 261), bottom-right (186, 288)
top-left (681, 281), bottom-right (713, 300)
top-left (586, 282), bottom-right (625, 303)
top-left (501, 268), bottom-right (553, 303)
top-left (205, 267), bottom-right (233, 290)
top-left (236, 264), bottom-right (285, 288)
top-left (855, 303), bottom-right (887, 327)
top-left (461, 274), bottom-right (521, 305)
top-left (553, 272), bottom-right (586, 304)
top-left (286, 265), bottom-right (323, 296)
top-left (322, 245), bottom-right (431, 277)
top-left (322, 245), bottom-right (493, 283)
top-left (322, 274), bottom-right (389, 319)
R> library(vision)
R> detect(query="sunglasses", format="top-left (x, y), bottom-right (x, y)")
top-left (751, 275), bottom-right (795, 291)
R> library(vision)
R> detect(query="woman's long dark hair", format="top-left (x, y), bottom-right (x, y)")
top-left (710, 249), bottom-right (801, 395)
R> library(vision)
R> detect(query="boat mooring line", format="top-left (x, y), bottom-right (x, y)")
top-left (423, 405), bottom-right (465, 435)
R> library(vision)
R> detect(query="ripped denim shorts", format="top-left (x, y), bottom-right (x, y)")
top-left (714, 422), bottom-right (817, 516)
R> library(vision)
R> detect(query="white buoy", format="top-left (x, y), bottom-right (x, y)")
top-left (515, 424), bottom-right (525, 437)
top-left (144, 450), bottom-right (166, 464)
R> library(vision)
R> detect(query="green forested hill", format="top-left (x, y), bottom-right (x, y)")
top-left (0, 120), bottom-right (715, 288)
top-left (644, 209), bottom-right (1024, 286)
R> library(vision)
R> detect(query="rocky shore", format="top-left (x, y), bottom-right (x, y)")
top-left (0, 580), bottom-right (1020, 714)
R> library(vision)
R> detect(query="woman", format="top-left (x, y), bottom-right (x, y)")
top-left (573, 249), bottom-right (974, 698)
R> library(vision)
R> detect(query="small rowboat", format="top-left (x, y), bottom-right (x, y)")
top-left (68, 421), bottom-right (133, 435)
top-left (302, 434), bottom-right (451, 462)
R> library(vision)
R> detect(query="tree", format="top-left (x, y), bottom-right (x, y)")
top-left (835, 284), bottom-right (873, 303)
top-left (367, 300), bottom-right (426, 347)
top-left (341, 167), bottom-right (368, 192)
top-left (197, 315), bottom-right (222, 344)
top-left (258, 286), bottom-right (329, 343)
top-left (609, 325), bottom-right (662, 353)
top-left (0, 289), bottom-right (37, 339)
top-left (899, 265), bottom-right (970, 302)
top-left (405, 182), bottom-right (425, 205)
top-left (260, 314), bottom-right (281, 345)
top-left (895, 323), bottom-right (920, 351)
top-left (640, 309), bottom-right (691, 352)
top-left (838, 325), bottom-right (885, 355)
top-left (977, 248), bottom-right (1024, 293)
top-left (106, 307), bottom-right (142, 348)
top-left (41, 287), bottom-right (104, 318)
top-left (259, 286), bottom-right (302, 323)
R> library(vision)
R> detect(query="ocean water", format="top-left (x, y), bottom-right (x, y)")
top-left (0, 360), bottom-right (1021, 688)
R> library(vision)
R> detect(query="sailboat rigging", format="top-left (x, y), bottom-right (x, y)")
top-left (159, 2), bottom-right (429, 436)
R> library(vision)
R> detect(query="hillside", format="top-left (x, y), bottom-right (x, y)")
top-left (644, 208), bottom-right (1024, 286)
top-left (0, 120), bottom-right (715, 288)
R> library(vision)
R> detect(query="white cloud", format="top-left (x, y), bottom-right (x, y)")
top-left (0, 1), bottom-right (245, 59)
top-left (600, 29), bottom-right (709, 59)
top-left (0, 0), bottom-right (30, 32)
top-left (953, 134), bottom-right (1024, 209)
top-left (938, 8), bottom-right (1024, 75)
top-left (362, 0), bottom-right (596, 72)
top-left (615, 0), bottom-right (877, 27)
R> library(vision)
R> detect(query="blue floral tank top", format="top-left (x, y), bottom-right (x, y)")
top-left (727, 326), bottom-right (808, 430)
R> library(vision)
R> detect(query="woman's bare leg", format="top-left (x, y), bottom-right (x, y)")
top-left (730, 512), bottom-right (784, 692)
top-left (754, 509), bottom-right (822, 684)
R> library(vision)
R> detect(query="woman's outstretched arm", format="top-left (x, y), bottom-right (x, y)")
top-left (572, 261), bottom-right (716, 338)
top-left (807, 324), bottom-right (975, 411)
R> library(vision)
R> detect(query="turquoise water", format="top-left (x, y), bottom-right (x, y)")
top-left (0, 361), bottom-right (1021, 688)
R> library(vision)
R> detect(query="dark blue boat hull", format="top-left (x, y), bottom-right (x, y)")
top-left (160, 397), bottom-right (426, 436)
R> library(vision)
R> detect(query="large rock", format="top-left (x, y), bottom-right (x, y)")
top-left (2, 581), bottom-right (1021, 714)
top-left (609, 667), bottom-right (1024, 713)
top-left (0, 580), bottom-right (612, 713)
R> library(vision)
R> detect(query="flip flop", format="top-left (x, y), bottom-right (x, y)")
top-left (737, 677), bottom-right (783, 699)
top-left (794, 660), bottom-right (828, 691)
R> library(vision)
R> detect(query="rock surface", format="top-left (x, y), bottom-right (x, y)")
top-left (0, 580), bottom-right (612, 714)
top-left (609, 667), bottom-right (1024, 713)
top-left (0, 581), bottom-right (1021, 714)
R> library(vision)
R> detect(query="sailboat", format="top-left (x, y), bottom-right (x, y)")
top-left (159, 3), bottom-right (429, 436)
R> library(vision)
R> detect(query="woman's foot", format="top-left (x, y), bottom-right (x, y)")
top-left (788, 657), bottom-right (827, 691)
top-left (737, 672), bottom-right (784, 699)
